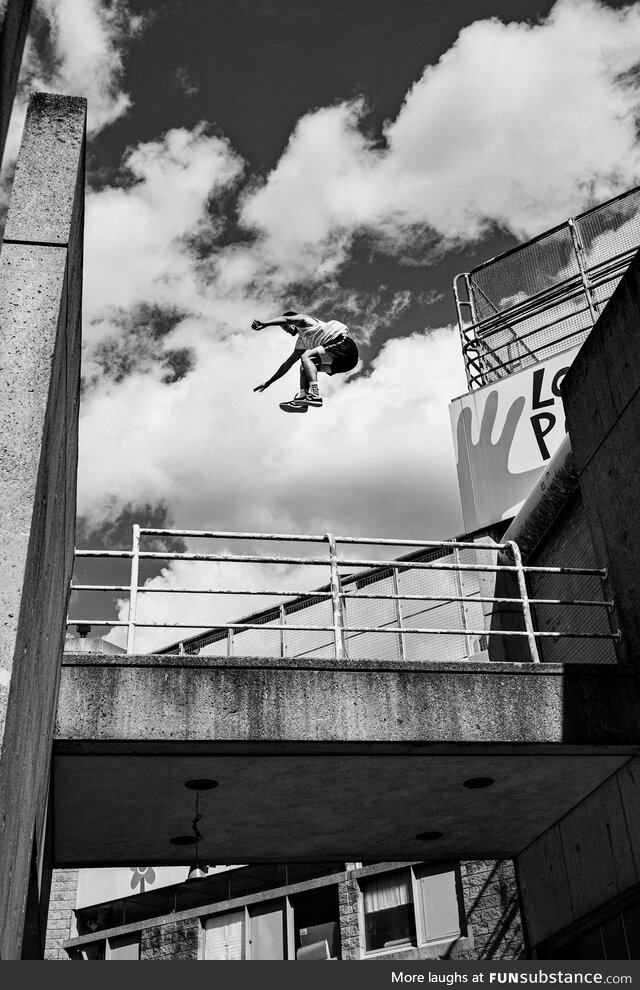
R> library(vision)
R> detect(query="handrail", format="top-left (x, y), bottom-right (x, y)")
top-left (453, 185), bottom-right (640, 389)
top-left (67, 527), bottom-right (620, 661)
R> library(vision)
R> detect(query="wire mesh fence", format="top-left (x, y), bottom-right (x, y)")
top-left (454, 185), bottom-right (640, 389)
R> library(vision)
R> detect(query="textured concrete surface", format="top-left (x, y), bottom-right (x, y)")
top-left (517, 753), bottom-right (640, 951)
top-left (0, 0), bottom-right (32, 168)
top-left (3, 92), bottom-right (86, 243)
top-left (56, 655), bottom-right (640, 745)
top-left (563, 249), bottom-right (640, 664)
top-left (0, 93), bottom-right (85, 959)
top-left (516, 248), bottom-right (640, 955)
top-left (52, 655), bottom-right (640, 865)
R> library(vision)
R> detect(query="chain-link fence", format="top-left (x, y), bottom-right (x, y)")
top-left (454, 185), bottom-right (640, 389)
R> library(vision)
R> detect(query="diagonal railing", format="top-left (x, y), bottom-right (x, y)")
top-left (67, 527), bottom-right (620, 663)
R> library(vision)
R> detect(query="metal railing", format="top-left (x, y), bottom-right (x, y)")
top-left (454, 185), bottom-right (640, 389)
top-left (67, 527), bottom-right (620, 663)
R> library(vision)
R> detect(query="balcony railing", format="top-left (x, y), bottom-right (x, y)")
top-left (454, 184), bottom-right (640, 389)
top-left (67, 527), bottom-right (620, 664)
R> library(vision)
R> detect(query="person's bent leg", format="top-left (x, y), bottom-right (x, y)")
top-left (299, 363), bottom-right (309, 393)
top-left (300, 350), bottom-right (321, 385)
top-left (298, 350), bottom-right (325, 407)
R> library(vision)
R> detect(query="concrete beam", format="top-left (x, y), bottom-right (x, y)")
top-left (562, 249), bottom-right (640, 663)
top-left (0, 93), bottom-right (85, 959)
top-left (53, 655), bottom-right (640, 866)
top-left (0, 0), bottom-right (32, 168)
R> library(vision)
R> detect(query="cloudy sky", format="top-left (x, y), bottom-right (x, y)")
top-left (4, 0), bottom-right (640, 647)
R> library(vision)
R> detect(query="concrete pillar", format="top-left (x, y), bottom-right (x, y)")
top-left (562, 250), bottom-right (640, 664)
top-left (0, 0), bottom-right (33, 168)
top-left (0, 92), bottom-right (85, 959)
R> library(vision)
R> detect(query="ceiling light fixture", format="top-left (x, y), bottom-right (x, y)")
top-left (169, 780), bottom-right (219, 878)
top-left (462, 777), bottom-right (495, 789)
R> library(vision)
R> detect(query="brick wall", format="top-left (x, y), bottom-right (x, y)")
top-left (140, 917), bottom-right (200, 960)
top-left (340, 861), bottom-right (523, 961)
top-left (337, 876), bottom-right (361, 960)
top-left (460, 860), bottom-right (524, 959)
top-left (44, 869), bottom-right (79, 960)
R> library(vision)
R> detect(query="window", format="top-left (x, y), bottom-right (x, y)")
top-left (203, 887), bottom-right (341, 960)
top-left (361, 865), bottom-right (463, 955)
top-left (71, 941), bottom-right (106, 960)
top-left (363, 872), bottom-right (415, 951)
top-left (70, 934), bottom-right (140, 961)
top-left (204, 910), bottom-right (246, 960)
top-left (108, 933), bottom-right (140, 960)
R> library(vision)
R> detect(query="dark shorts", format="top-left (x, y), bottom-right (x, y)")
top-left (323, 335), bottom-right (359, 375)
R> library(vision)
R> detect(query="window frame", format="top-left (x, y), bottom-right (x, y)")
top-left (200, 891), bottom-right (336, 960)
top-left (358, 864), bottom-right (465, 958)
top-left (70, 932), bottom-right (141, 960)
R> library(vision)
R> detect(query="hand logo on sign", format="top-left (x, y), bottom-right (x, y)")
top-left (455, 390), bottom-right (545, 529)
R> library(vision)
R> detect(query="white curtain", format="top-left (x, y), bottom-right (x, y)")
top-left (364, 872), bottom-right (411, 913)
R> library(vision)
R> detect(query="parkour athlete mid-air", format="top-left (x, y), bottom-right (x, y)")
top-left (252, 310), bottom-right (359, 413)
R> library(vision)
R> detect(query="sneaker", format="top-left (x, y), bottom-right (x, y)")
top-left (279, 397), bottom-right (308, 413)
top-left (298, 389), bottom-right (323, 407)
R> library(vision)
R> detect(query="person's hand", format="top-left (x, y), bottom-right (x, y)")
top-left (252, 319), bottom-right (265, 331)
top-left (254, 382), bottom-right (270, 392)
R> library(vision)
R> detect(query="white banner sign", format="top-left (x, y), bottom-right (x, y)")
top-left (449, 347), bottom-right (580, 533)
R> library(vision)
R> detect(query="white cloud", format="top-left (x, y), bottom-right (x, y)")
top-left (79, 324), bottom-right (467, 541)
top-left (83, 125), bottom-right (244, 322)
top-left (84, 324), bottom-right (467, 652)
top-left (240, 0), bottom-right (640, 267)
top-left (2, 0), bottom-right (142, 173)
top-left (106, 556), bottom-right (333, 653)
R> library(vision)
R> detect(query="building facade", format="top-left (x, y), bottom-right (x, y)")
top-left (49, 859), bottom-right (523, 961)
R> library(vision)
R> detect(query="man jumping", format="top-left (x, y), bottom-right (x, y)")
top-left (252, 310), bottom-right (359, 413)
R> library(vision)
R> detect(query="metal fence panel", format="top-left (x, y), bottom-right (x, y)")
top-left (457, 185), bottom-right (640, 388)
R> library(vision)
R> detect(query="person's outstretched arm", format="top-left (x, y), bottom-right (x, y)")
top-left (254, 348), bottom-right (300, 391)
top-left (252, 317), bottom-right (290, 332)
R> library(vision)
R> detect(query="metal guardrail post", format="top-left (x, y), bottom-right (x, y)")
top-left (326, 533), bottom-right (347, 660)
top-left (568, 217), bottom-right (598, 324)
top-left (392, 567), bottom-right (407, 662)
top-left (506, 540), bottom-right (541, 664)
top-left (126, 524), bottom-right (141, 655)
top-left (453, 546), bottom-right (473, 658)
top-left (279, 603), bottom-right (287, 659)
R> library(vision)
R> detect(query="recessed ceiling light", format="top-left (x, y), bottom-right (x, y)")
top-left (415, 831), bottom-right (443, 841)
top-left (463, 777), bottom-right (495, 789)
top-left (185, 779), bottom-right (218, 790)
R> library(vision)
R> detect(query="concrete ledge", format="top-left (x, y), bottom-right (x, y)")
top-left (52, 657), bottom-right (640, 865)
top-left (57, 656), bottom-right (640, 746)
